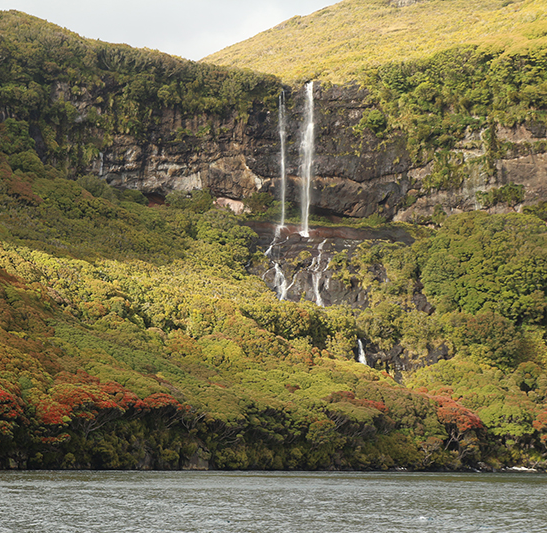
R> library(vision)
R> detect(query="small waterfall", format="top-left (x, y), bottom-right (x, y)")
top-left (357, 339), bottom-right (368, 365)
top-left (279, 91), bottom-right (287, 231)
top-left (300, 82), bottom-right (314, 238)
top-left (263, 260), bottom-right (293, 301)
top-left (310, 239), bottom-right (329, 307)
top-left (263, 232), bottom-right (293, 300)
top-left (274, 263), bottom-right (291, 300)
top-left (264, 241), bottom-right (275, 258)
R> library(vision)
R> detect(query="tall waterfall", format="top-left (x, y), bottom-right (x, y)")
top-left (300, 82), bottom-right (314, 238)
top-left (278, 91), bottom-right (287, 232)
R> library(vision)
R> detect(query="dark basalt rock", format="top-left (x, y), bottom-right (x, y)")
top-left (72, 82), bottom-right (547, 221)
top-left (245, 221), bottom-right (414, 308)
top-left (246, 220), bottom-right (446, 375)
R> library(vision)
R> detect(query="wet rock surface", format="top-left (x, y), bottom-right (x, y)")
top-left (73, 83), bottom-right (547, 221)
top-left (246, 221), bottom-right (414, 308)
top-left (246, 221), bottom-right (447, 375)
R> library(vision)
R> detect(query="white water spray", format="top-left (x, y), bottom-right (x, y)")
top-left (274, 263), bottom-right (290, 300)
top-left (310, 239), bottom-right (329, 307)
top-left (279, 91), bottom-right (287, 231)
top-left (357, 339), bottom-right (368, 365)
top-left (300, 82), bottom-right (314, 238)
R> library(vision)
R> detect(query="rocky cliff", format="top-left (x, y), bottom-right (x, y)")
top-left (4, 11), bottom-right (547, 224)
top-left (246, 219), bottom-right (448, 377)
top-left (80, 82), bottom-right (547, 223)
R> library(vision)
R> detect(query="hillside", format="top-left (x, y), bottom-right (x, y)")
top-left (205, 0), bottom-right (547, 84)
top-left (1, 139), bottom-right (547, 471)
top-left (0, 10), bottom-right (547, 471)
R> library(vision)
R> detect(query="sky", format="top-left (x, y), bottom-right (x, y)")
top-left (1, 0), bottom-right (338, 61)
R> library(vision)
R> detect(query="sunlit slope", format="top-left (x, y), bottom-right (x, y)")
top-left (204, 0), bottom-right (547, 83)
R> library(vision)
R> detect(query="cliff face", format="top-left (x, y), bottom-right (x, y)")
top-left (90, 82), bottom-right (414, 220)
top-left (246, 220), bottom-right (448, 377)
top-left (78, 82), bottom-right (547, 221)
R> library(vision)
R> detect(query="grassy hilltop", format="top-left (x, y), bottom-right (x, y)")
top-left (205, 0), bottom-right (547, 84)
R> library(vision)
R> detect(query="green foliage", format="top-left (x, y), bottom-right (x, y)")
top-left (0, 120), bottom-right (35, 155)
top-left (243, 192), bottom-right (274, 215)
top-left (354, 109), bottom-right (388, 138)
top-left (1, 169), bottom-right (547, 469)
top-left (166, 190), bottom-right (214, 213)
top-left (444, 311), bottom-right (526, 369)
top-left (476, 183), bottom-right (525, 208)
top-left (419, 212), bottom-right (547, 323)
top-left (1, 9), bottom-right (547, 471)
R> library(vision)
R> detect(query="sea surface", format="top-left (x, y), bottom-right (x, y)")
top-left (0, 470), bottom-right (545, 532)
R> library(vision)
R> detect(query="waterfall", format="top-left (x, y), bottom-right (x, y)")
top-left (357, 339), bottom-right (368, 365)
top-left (279, 91), bottom-right (287, 231)
top-left (263, 261), bottom-right (293, 301)
top-left (310, 239), bottom-right (329, 307)
top-left (274, 263), bottom-right (292, 300)
top-left (300, 82), bottom-right (314, 238)
top-left (263, 233), bottom-right (294, 301)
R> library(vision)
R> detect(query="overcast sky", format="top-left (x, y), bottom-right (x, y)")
top-left (2, 0), bottom-right (338, 60)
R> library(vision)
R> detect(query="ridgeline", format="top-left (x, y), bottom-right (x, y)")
top-left (205, 0), bottom-right (547, 84)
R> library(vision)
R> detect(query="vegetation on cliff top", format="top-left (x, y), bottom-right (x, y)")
top-left (0, 10), bottom-right (281, 177)
top-left (206, 0), bottom-right (547, 204)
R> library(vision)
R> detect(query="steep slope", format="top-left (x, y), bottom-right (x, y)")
top-left (205, 0), bottom-right (547, 84)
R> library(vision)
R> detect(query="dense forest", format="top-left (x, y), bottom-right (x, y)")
top-left (0, 9), bottom-right (547, 472)
top-left (0, 10), bottom-right (281, 177)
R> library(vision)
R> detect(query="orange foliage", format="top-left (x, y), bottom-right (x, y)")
top-left (432, 395), bottom-right (483, 434)
top-left (142, 392), bottom-right (186, 412)
top-left (0, 387), bottom-right (25, 437)
top-left (533, 409), bottom-right (547, 433)
top-left (325, 390), bottom-right (388, 413)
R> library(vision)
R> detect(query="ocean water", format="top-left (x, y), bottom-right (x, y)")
top-left (0, 470), bottom-right (545, 532)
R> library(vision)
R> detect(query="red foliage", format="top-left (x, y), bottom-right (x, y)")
top-left (325, 390), bottom-right (388, 413)
top-left (33, 382), bottom-right (125, 427)
top-left (35, 398), bottom-right (71, 426)
top-left (54, 372), bottom-right (147, 411)
top-left (358, 398), bottom-right (388, 413)
top-left (40, 433), bottom-right (70, 444)
top-left (7, 176), bottom-right (43, 206)
top-left (533, 409), bottom-right (547, 433)
top-left (0, 389), bottom-right (24, 420)
top-left (142, 393), bottom-right (186, 412)
top-left (55, 370), bottom-right (100, 386)
top-left (0, 388), bottom-right (25, 436)
top-left (433, 395), bottom-right (483, 433)
top-left (100, 381), bottom-right (146, 410)
top-left (31, 373), bottom-right (190, 435)
top-left (51, 384), bottom-right (118, 414)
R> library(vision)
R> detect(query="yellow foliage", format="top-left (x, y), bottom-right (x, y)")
top-left (205, 0), bottom-right (547, 84)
